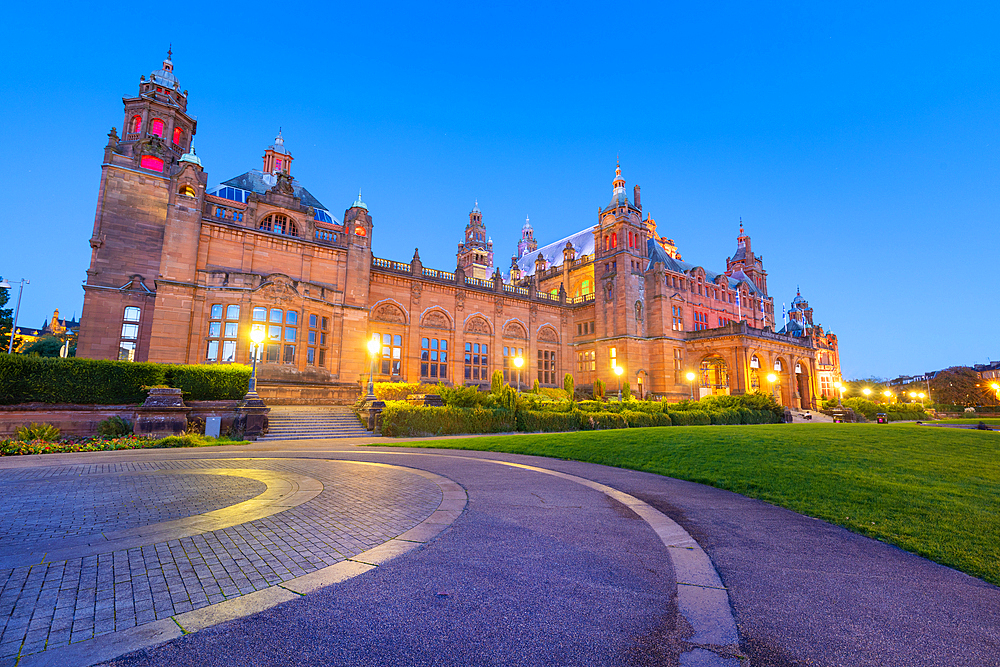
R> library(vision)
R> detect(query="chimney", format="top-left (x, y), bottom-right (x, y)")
top-left (634, 185), bottom-right (641, 210)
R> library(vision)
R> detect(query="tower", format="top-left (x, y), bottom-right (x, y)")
top-left (517, 216), bottom-right (537, 259)
top-left (456, 201), bottom-right (493, 280)
top-left (78, 50), bottom-right (205, 362)
top-left (594, 162), bottom-right (650, 339)
top-left (725, 221), bottom-right (768, 295)
top-left (262, 130), bottom-right (293, 175)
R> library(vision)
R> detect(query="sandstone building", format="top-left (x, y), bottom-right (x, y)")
top-left (77, 52), bottom-right (842, 407)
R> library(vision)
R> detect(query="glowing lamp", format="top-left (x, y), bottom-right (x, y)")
top-left (862, 388), bottom-right (871, 396)
top-left (367, 336), bottom-right (380, 355)
top-left (614, 366), bottom-right (624, 376)
top-left (250, 327), bottom-right (265, 345)
top-left (766, 373), bottom-right (777, 383)
top-left (686, 371), bottom-right (696, 382)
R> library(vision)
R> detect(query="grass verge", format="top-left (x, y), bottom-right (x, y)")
top-left (931, 418), bottom-right (1000, 426)
top-left (373, 423), bottom-right (1000, 586)
top-left (0, 434), bottom-right (249, 456)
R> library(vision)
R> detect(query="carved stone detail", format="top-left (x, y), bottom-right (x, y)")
top-left (464, 316), bottom-right (491, 336)
top-left (635, 301), bottom-right (644, 323)
top-left (538, 326), bottom-right (559, 343)
top-left (373, 303), bottom-right (406, 324)
top-left (455, 290), bottom-right (466, 312)
top-left (503, 322), bottom-right (527, 340)
top-left (494, 296), bottom-right (504, 317)
top-left (529, 303), bottom-right (538, 322)
top-left (422, 310), bottom-right (450, 330)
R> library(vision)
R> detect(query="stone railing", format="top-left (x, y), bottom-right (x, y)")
top-left (422, 267), bottom-right (455, 281)
top-left (686, 321), bottom-right (813, 348)
top-left (372, 257), bottom-right (411, 273)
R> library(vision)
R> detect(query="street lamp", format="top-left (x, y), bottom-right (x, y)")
top-left (883, 389), bottom-right (893, 404)
top-left (686, 371), bottom-right (696, 399)
top-left (909, 391), bottom-right (918, 403)
top-left (833, 381), bottom-right (844, 407)
top-left (248, 326), bottom-right (265, 396)
top-left (513, 356), bottom-right (524, 392)
top-left (614, 365), bottom-right (624, 401)
top-left (862, 387), bottom-right (872, 398)
top-left (0, 278), bottom-right (29, 355)
top-left (767, 373), bottom-right (778, 402)
top-left (365, 335), bottom-right (380, 401)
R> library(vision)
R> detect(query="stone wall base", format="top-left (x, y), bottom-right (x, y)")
top-left (0, 401), bottom-right (239, 438)
top-left (257, 382), bottom-right (361, 405)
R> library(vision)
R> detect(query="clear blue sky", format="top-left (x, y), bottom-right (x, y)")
top-left (2, 1), bottom-right (997, 379)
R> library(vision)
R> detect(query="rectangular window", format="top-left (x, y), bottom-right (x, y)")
top-left (210, 304), bottom-right (223, 319)
top-left (268, 324), bottom-right (281, 340)
top-left (318, 348), bottom-right (326, 366)
top-left (502, 346), bottom-right (523, 383)
top-left (537, 350), bottom-right (556, 385)
top-left (122, 323), bottom-right (139, 339)
top-left (466, 342), bottom-right (490, 382)
top-left (609, 347), bottom-right (617, 369)
top-left (307, 315), bottom-right (319, 366)
top-left (226, 305), bottom-right (240, 320)
top-left (374, 332), bottom-right (403, 376)
top-left (673, 349), bottom-right (683, 373)
top-left (307, 347), bottom-right (315, 364)
top-left (421, 338), bottom-right (448, 380)
top-left (309, 314), bottom-right (318, 328)
top-left (224, 322), bottom-right (238, 338)
top-left (267, 344), bottom-right (279, 362)
top-left (253, 307), bottom-right (267, 321)
top-left (321, 316), bottom-right (329, 331)
top-left (206, 340), bottom-right (219, 361)
top-left (283, 345), bottom-right (295, 363)
top-left (270, 308), bottom-right (283, 323)
top-left (222, 340), bottom-right (236, 363)
top-left (286, 311), bottom-right (298, 326)
top-left (285, 327), bottom-right (296, 342)
top-left (117, 307), bottom-right (142, 362)
top-left (118, 341), bottom-right (136, 362)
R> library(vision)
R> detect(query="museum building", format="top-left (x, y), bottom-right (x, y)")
top-left (76, 52), bottom-right (842, 407)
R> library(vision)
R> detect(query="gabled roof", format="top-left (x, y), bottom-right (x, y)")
top-left (218, 169), bottom-right (327, 211)
top-left (646, 238), bottom-right (762, 294)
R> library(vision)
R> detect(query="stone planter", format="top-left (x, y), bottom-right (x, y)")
top-left (134, 388), bottom-right (191, 438)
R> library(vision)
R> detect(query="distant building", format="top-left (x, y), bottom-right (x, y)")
top-left (76, 52), bottom-right (843, 407)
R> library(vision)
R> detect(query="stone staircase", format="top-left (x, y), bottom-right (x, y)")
top-left (257, 406), bottom-right (375, 441)
top-left (791, 409), bottom-right (834, 423)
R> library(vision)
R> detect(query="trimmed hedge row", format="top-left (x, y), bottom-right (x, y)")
top-left (380, 405), bottom-right (515, 437)
top-left (0, 356), bottom-right (250, 405)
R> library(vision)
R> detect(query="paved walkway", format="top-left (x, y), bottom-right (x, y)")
top-left (0, 436), bottom-right (995, 666)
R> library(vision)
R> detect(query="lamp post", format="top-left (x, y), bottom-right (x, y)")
top-left (909, 391), bottom-right (918, 403)
top-left (883, 389), bottom-right (893, 404)
top-left (767, 373), bottom-right (778, 402)
top-left (833, 381), bottom-right (843, 407)
top-left (614, 365), bottom-right (624, 402)
top-left (862, 387), bottom-right (872, 399)
top-left (365, 335), bottom-right (380, 401)
top-left (0, 278), bottom-right (29, 355)
top-left (513, 356), bottom-right (524, 393)
top-left (686, 371), bottom-right (696, 400)
top-left (248, 327), bottom-right (265, 395)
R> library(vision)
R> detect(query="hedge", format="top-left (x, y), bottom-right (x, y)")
top-left (0, 356), bottom-right (250, 405)
top-left (380, 405), bottom-right (515, 437)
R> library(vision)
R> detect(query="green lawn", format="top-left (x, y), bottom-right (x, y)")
top-left (375, 424), bottom-right (1000, 586)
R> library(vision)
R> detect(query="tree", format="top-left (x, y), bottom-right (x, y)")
top-left (929, 367), bottom-right (986, 406)
top-left (491, 370), bottom-right (504, 395)
top-left (21, 336), bottom-right (64, 358)
top-left (622, 381), bottom-right (632, 402)
top-left (532, 379), bottom-right (540, 394)
top-left (0, 286), bottom-right (13, 353)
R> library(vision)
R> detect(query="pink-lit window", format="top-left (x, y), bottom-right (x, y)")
top-left (151, 119), bottom-right (164, 137)
top-left (276, 158), bottom-right (283, 171)
top-left (130, 115), bottom-right (141, 134)
top-left (610, 233), bottom-right (618, 249)
top-left (140, 155), bottom-right (164, 172)
top-left (172, 127), bottom-right (182, 145)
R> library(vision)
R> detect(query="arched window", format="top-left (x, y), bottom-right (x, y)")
top-left (130, 115), bottom-right (142, 134)
top-left (150, 119), bottom-right (164, 137)
top-left (774, 359), bottom-right (783, 372)
top-left (750, 355), bottom-right (760, 369)
top-left (172, 127), bottom-right (182, 145)
top-left (179, 185), bottom-right (196, 197)
top-left (259, 214), bottom-right (299, 237)
top-left (610, 233), bottom-right (617, 249)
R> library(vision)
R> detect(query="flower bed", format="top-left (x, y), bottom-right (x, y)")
top-left (0, 434), bottom-right (248, 456)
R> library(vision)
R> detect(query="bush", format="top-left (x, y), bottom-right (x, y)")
top-left (564, 374), bottom-right (574, 397)
top-left (622, 381), bottom-right (632, 402)
top-left (0, 356), bottom-right (250, 405)
top-left (439, 384), bottom-right (494, 408)
top-left (495, 385), bottom-right (517, 412)
top-left (15, 423), bottom-right (61, 442)
top-left (516, 410), bottom-right (586, 432)
top-left (97, 416), bottom-right (132, 438)
top-left (380, 405), bottom-right (515, 437)
top-left (594, 379), bottom-right (605, 400)
top-left (666, 410), bottom-right (712, 425)
top-left (491, 371), bottom-right (504, 395)
top-left (374, 382), bottom-right (441, 402)
top-left (533, 379), bottom-right (540, 394)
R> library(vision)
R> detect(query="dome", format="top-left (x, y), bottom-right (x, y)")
top-left (352, 188), bottom-right (368, 211)
top-left (472, 200), bottom-right (481, 214)
top-left (179, 149), bottom-right (202, 167)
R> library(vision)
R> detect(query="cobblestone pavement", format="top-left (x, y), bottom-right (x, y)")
top-left (0, 458), bottom-right (441, 661)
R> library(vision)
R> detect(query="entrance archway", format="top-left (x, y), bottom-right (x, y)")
top-left (795, 361), bottom-right (812, 409)
top-left (699, 356), bottom-right (730, 398)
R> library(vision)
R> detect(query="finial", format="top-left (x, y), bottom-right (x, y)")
top-left (739, 217), bottom-right (744, 235)
top-left (167, 44), bottom-right (172, 60)
top-left (797, 285), bottom-right (801, 295)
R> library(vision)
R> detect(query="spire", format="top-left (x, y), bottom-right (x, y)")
top-left (523, 215), bottom-right (531, 230)
top-left (167, 44), bottom-right (172, 60)
top-left (352, 188), bottom-right (367, 210)
top-left (472, 199), bottom-right (481, 213)
top-left (739, 217), bottom-right (744, 236)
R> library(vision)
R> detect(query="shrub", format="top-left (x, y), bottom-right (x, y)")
top-left (594, 379), bottom-right (605, 400)
top-left (97, 416), bottom-right (132, 438)
top-left (491, 370), bottom-right (504, 395)
top-left (439, 384), bottom-right (493, 408)
top-left (516, 410), bottom-right (586, 433)
top-left (539, 387), bottom-right (570, 401)
top-left (564, 374), bottom-right (574, 397)
top-left (380, 405), bottom-right (514, 437)
top-left (374, 382), bottom-right (441, 402)
top-left (0, 356), bottom-right (250, 405)
top-left (622, 381), bottom-right (631, 402)
top-left (495, 385), bottom-right (517, 412)
top-left (533, 379), bottom-right (540, 394)
top-left (15, 423), bottom-right (61, 442)
top-left (666, 410), bottom-right (712, 425)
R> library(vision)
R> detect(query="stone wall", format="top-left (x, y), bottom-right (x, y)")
top-left (0, 401), bottom-right (239, 438)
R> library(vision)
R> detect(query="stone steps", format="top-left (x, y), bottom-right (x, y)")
top-left (258, 407), bottom-right (375, 440)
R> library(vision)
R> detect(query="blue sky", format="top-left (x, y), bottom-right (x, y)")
top-left (2, 1), bottom-right (997, 378)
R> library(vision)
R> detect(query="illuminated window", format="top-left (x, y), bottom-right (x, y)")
top-left (421, 338), bottom-right (448, 379)
top-left (774, 359), bottom-right (783, 372)
top-left (206, 304), bottom-right (240, 363)
top-left (577, 350), bottom-right (596, 373)
top-left (140, 155), bottom-right (164, 172)
top-left (179, 185), bottom-right (196, 197)
top-left (502, 346), bottom-right (522, 383)
top-left (750, 355), bottom-right (760, 369)
top-left (172, 127), bottom-right (182, 145)
top-left (465, 342), bottom-right (489, 382)
top-left (609, 347), bottom-right (617, 368)
top-left (373, 332), bottom-right (403, 376)
top-left (672, 305), bottom-right (684, 331)
top-left (355, 225), bottom-right (366, 236)
top-left (130, 115), bottom-right (141, 134)
top-left (150, 119), bottom-right (164, 137)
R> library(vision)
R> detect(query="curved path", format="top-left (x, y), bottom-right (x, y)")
top-left (0, 436), bottom-right (995, 666)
